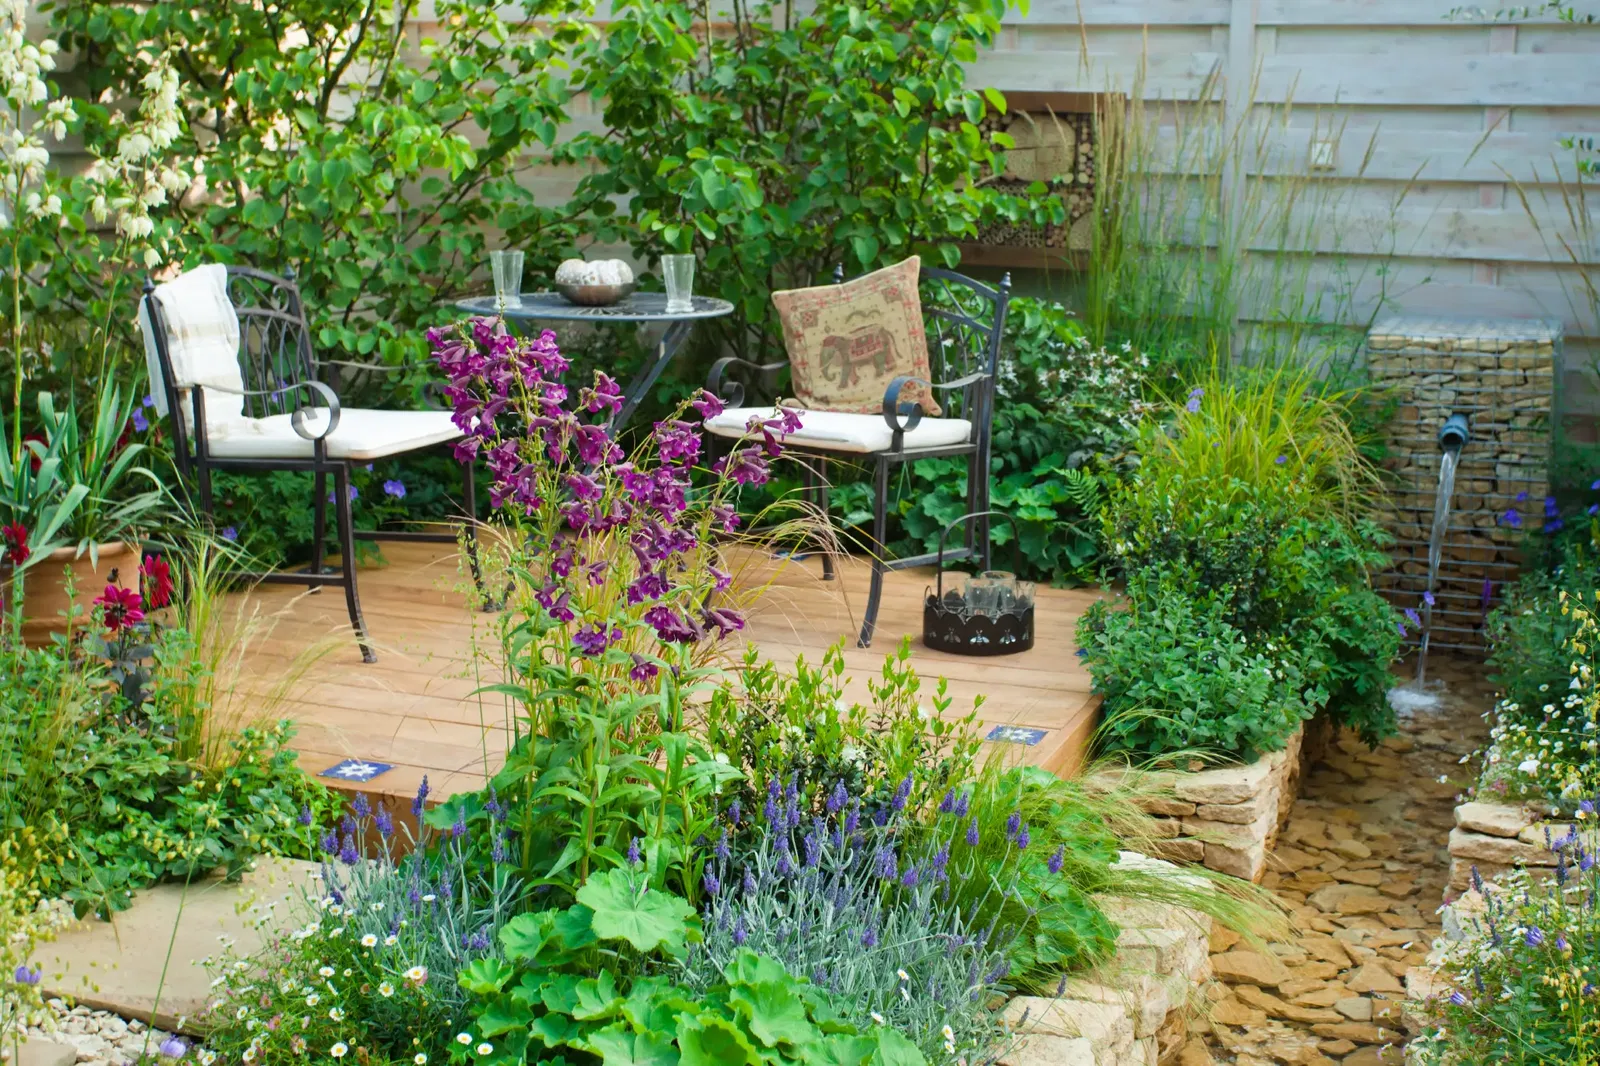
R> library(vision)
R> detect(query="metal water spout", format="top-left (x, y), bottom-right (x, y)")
top-left (1417, 412), bottom-right (1470, 685)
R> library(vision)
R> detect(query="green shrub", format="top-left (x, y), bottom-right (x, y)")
top-left (1079, 575), bottom-right (1321, 762)
top-left (700, 639), bottom-right (984, 828)
top-left (52, 0), bottom-right (592, 396)
top-left (0, 641), bottom-right (328, 915)
top-left (1080, 364), bottom-right (1403, 761)
top-left (566, 0), bottom-right (1058, 365)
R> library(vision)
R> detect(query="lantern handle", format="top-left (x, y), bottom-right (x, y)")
top-left (932, 510), bottom-right (1023, 600)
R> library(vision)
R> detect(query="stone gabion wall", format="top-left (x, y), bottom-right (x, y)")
top-left (1365, 315), bottom-right (1562, 652)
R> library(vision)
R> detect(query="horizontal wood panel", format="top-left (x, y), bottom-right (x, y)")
top-left (973, 53), bottom-right (1600, 108)
top-left (969, 51), bottom-right (1224, 98)
top-left (1256, 0), bottom-right (1584, 25)
top-left (1256, 53), bottom-right (1600, 107)
top-left (1139, 125), bottom-right (1592, 183)
top-left (1005, 0), bottom-right (1590, 26)
top-left (1236, 262), bottom-right (1600, 339)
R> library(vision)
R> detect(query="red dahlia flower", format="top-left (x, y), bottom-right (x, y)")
top-left (1, 523), bottom-right (29, 567)
top-left (95, 583), bottom-right (145, 632)
top-left (139, 553), bottom-right (175, 608)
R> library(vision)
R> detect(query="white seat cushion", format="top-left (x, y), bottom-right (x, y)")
top-left (205, 408), bottom-right (463, 462)
top-left (705, 407), bottom-right (971, 455)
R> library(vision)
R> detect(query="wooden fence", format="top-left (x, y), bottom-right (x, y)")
top-left (965, 0), bottom-right (1600, 415)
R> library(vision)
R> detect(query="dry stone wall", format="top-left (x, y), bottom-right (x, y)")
top-left (999, 854), bottom-right (1216, 1066)
top-left (1103, 722), bottom-right (1329, 883)
top-left (1443, 800), bottom-right (1570, 897)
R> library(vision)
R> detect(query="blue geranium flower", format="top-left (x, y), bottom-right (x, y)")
top-left (383, 479), bottom-right (407, 499)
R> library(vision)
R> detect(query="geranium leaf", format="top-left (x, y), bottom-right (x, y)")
top-left (675, 1013), bottom-right (759, 1066)
top-left (576, 868), bottom-right (695, 955)
top-left (727, 980), bottom-right (815, 1049)
top-left (582, 1022), bottom-right (680, 1066)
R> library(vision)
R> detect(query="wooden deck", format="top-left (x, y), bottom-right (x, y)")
top-left (232, 543), bottom-right (1104, 808)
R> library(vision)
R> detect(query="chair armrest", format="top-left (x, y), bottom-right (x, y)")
top-left (707, 356), bottom-right (789, 408)
top-left (931, 371), bottom-right (989, 392)
top-left (202, 380), bottom-right (342, 441)
top-left (881, 371), bottom-right (991, 437)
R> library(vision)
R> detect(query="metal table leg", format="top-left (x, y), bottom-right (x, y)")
top-left (613, 320), bottom-right (696, 432)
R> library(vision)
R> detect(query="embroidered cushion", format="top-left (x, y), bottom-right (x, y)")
top-left (770, 256), bottom-right (941, 416)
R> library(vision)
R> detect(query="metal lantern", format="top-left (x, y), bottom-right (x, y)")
top-left (922, 511), bottom-right (1035, 656)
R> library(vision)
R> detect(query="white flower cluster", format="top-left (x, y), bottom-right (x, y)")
top-left (0, 0), bottom-right (191, 265)
top-left (0, 0), bottom-right (71, 228)
top-left (1476, 651), bottom-right (1600, 810)
top-left (86, 54), bottom-right (194, 266)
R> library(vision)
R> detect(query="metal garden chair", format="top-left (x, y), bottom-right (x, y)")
top-left (141, 265), bottom-right (481, 662)
top-left (703, 265), bottom-right (1011, 647)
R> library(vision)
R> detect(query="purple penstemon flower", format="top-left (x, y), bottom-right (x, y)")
top-left (690, 389), bottom-right (724, 420)
top-left (629, 653), bottom-right (659, 683)
top-left (716, 446), bottom-right (773, 487)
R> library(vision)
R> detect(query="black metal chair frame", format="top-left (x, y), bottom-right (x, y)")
top-left (141, 266), bottom-right (482, 663)
top-left (707, 265), bottom-right (1011, 648)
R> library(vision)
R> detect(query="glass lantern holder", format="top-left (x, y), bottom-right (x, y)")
top-left (922, 511), bottom-right (1036, 656)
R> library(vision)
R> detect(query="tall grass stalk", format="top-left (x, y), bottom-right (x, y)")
top-left (1079, 48), bottom-right (1419, 382)
top-left (153, 529), bottom-right (336, 766)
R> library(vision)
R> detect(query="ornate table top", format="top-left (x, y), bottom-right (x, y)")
top-left (455, 292), bottom-right (735, 323)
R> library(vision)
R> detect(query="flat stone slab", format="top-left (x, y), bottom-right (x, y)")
top-left (1453, 801), bottom-right (1536, 838)
top-left (16, 1037), bottom-right (76, 1066)
top-left (39, 858), bottom-right (317, 1031)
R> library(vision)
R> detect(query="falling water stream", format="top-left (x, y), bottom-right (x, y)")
top-left (1415, 445), bottom-right (1460, 686)
top-left (1389, 414), bottom-right (1470, 716)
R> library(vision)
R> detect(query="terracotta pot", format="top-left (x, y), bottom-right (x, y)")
top-left (13, 541), bottom-right (141, 647)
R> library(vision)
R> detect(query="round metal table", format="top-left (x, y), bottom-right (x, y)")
top-left (454, 292), bottom-right (735, 432)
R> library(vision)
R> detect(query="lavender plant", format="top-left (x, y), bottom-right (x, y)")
top-left (685, 773), bottom-right (1026, 1063)
top-left (1413, 807), bottom-right (1600, 1064)
top-left (197, 783), bottom-right (522, 1066)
